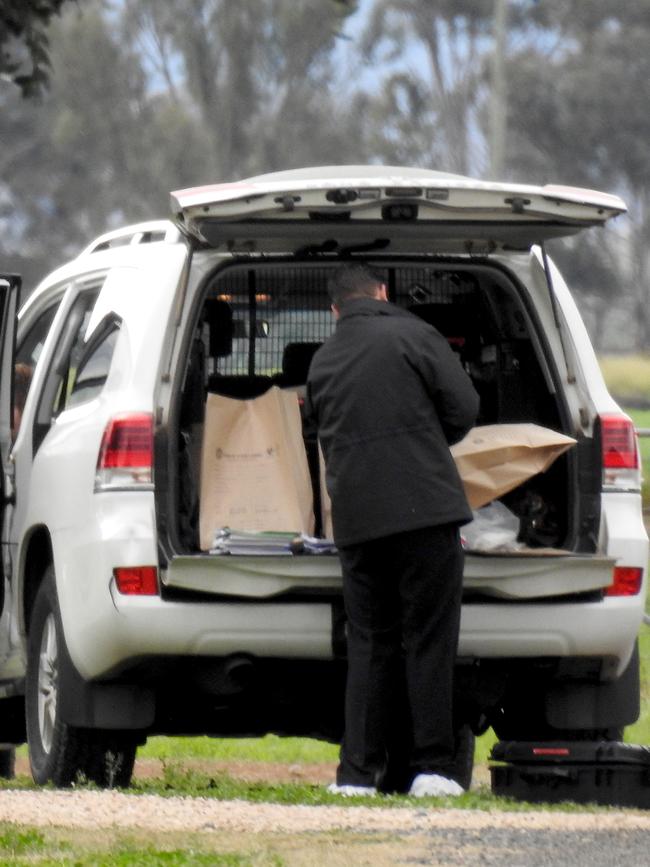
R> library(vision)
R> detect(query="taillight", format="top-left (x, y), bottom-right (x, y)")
top-left (599, 413), bottom-right (641, 490)
top-left (95, 413), bottom-right (153, 491)
top-left (605, 566), bottom-right (644, 597)
top-left (114, 566), bottom-right (159, 595)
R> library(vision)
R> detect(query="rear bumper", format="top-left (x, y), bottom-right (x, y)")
top-left (459, 595), bottom-right (643, 680)
top-left (59, 587), bottom-right (644, 682)
top-left (50, 491), bottom-right (647, 682)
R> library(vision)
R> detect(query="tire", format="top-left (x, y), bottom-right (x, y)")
top-left (25, 569), bottom-right (137, 788)
top-left (0, 749), bottom-right (16, 779)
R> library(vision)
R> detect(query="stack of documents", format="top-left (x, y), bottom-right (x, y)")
top-left (297, 534), bottom-right (338, 555)
top-left (210, 528), bottom-right (337, 556)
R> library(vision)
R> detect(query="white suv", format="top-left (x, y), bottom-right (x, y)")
top-left (0, 166), bottom-right (646, 789)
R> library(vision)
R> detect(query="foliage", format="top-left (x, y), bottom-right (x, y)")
top-left (0, 0), bottom-right (73, 97)
top-left (2, 1), bottom-right (650, 338)
top-left (0, 0), bottom-right (365, 289)
top-left (119, 0), bottom-right (362, 180)
top-left (358, 1), bottom-right (495, 173)
top-left (502, 2), bottom-right (650, 346)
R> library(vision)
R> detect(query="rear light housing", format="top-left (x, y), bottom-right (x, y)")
top-left (95, 413), bottom-right (154, 491)
top-left (605, 566), bottom-right (644, 597)
top-left (599, 413), bottom-right (641, 490)
top-left (114, 566), bottom-right (159, 595)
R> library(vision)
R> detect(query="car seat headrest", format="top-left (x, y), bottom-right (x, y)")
top-left (280, 342), bottom-right (322, 386)
top-left (204, 299), bottom-right (233, 358)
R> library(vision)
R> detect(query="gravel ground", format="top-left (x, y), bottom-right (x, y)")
top-left (0, 788), bottom-right (649, 865)
top-left (4, 759), bottom-right (650, 865)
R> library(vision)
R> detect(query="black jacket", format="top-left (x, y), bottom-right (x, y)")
top-left (305, 298), bottom-right (480, 547)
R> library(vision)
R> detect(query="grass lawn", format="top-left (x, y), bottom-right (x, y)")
top-left (139, 733), bottom-right (338, 765)
top-left (599, 354), bottom-right (650, 408)
top-left (627, 407), bottom-right (650, 501)
top-left (136, 729), bottom-right (493, 772)
top-left (135, 725), bottom-right (493, 772)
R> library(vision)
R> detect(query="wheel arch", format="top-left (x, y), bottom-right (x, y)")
top-left (20, 525), bottom-right (54, 634)
top-left (21, 537), bottom-right (155, 736)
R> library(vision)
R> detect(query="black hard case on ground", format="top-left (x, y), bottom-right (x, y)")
top-left (490, 741), bottom-right (650, 808)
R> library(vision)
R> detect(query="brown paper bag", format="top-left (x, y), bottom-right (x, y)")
top-left (318, 442), bottom-right (334, 540)
top-left (451, 423), bottom-right (576, 510)
top-left (199, 387), bottom-right (314, 550)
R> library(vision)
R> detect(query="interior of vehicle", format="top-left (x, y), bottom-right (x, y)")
top-left (175, 259), bottom-right (571, 555)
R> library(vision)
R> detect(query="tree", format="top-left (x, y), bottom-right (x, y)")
top-left (0, 0), bottom-right (366, 291)
top-left (357, 1), bottom-right (495, 174)
top-left (3, 0), bottom-right (649, 352)
top-left (122, 0), bottom-right (362, 180)
top-left (0, 0), bottom-right (75, 97)
top-left (0, 0), bottom-right (187, 288)
top-left (502, 1), bottom-right (650, 348)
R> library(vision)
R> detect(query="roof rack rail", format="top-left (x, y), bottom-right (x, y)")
top-left (78, 220), bottom-right (180, 257)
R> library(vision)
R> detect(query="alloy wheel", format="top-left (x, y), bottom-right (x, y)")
top-left (37, 613), bottom-right (58, 754)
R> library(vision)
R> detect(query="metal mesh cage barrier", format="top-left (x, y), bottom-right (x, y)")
top-left (211, 266), bottom-right (334, 376)
top-left (208, 265), bottom-right (481, 377)
top-left (393, 268), bottom-right (478, 308)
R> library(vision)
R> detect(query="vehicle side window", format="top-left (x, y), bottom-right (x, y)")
top-left (16, 303), bottom-right (60, 369)
top-left (33, 290), bottom-right (99, 452)
top-left (13, 303), bottom-right (61, 436)
top-left (67, 318), bottom-right (120, 409)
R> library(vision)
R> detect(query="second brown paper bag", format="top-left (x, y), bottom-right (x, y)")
top-left (450, 423), bottom-right (576, 510)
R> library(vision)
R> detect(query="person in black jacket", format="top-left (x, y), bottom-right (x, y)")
top-left (305, 264), bottom-right (479, 798)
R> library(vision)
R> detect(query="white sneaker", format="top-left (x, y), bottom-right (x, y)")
top-left (408, 773), bottom-right (465, 798)
top-left (327, 782), bottom-right (378, 797)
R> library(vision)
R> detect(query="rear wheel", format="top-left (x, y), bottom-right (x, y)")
top-left (26, 569), bottom-right (137, 787)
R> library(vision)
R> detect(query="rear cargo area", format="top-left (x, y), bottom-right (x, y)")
top-left (173, 259), bottom-right (577, 562)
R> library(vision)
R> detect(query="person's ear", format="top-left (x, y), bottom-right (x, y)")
top-left (376, 284), bottom-right (388, 302)
top-left (331, 303), bottom-right (341, 320)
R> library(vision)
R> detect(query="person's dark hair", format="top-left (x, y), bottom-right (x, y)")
top-left (14, 362), bottom-right (33, 409)
top-left (327, 264), bottom-right (384, 306)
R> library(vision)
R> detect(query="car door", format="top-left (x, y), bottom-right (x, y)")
top-left (0, 275), bottom-right (20, 664)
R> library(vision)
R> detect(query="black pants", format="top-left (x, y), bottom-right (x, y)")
top-left (336, 523), bottom-right (464, 788)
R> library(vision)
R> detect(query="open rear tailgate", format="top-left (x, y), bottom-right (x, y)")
top-left (164, 551), bottom-right (615, 600)
top-left (170, 166), bottom-right (626, 255)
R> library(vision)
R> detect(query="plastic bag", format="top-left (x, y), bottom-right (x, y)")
top-left (461, 501), bottom-right (522, 552)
